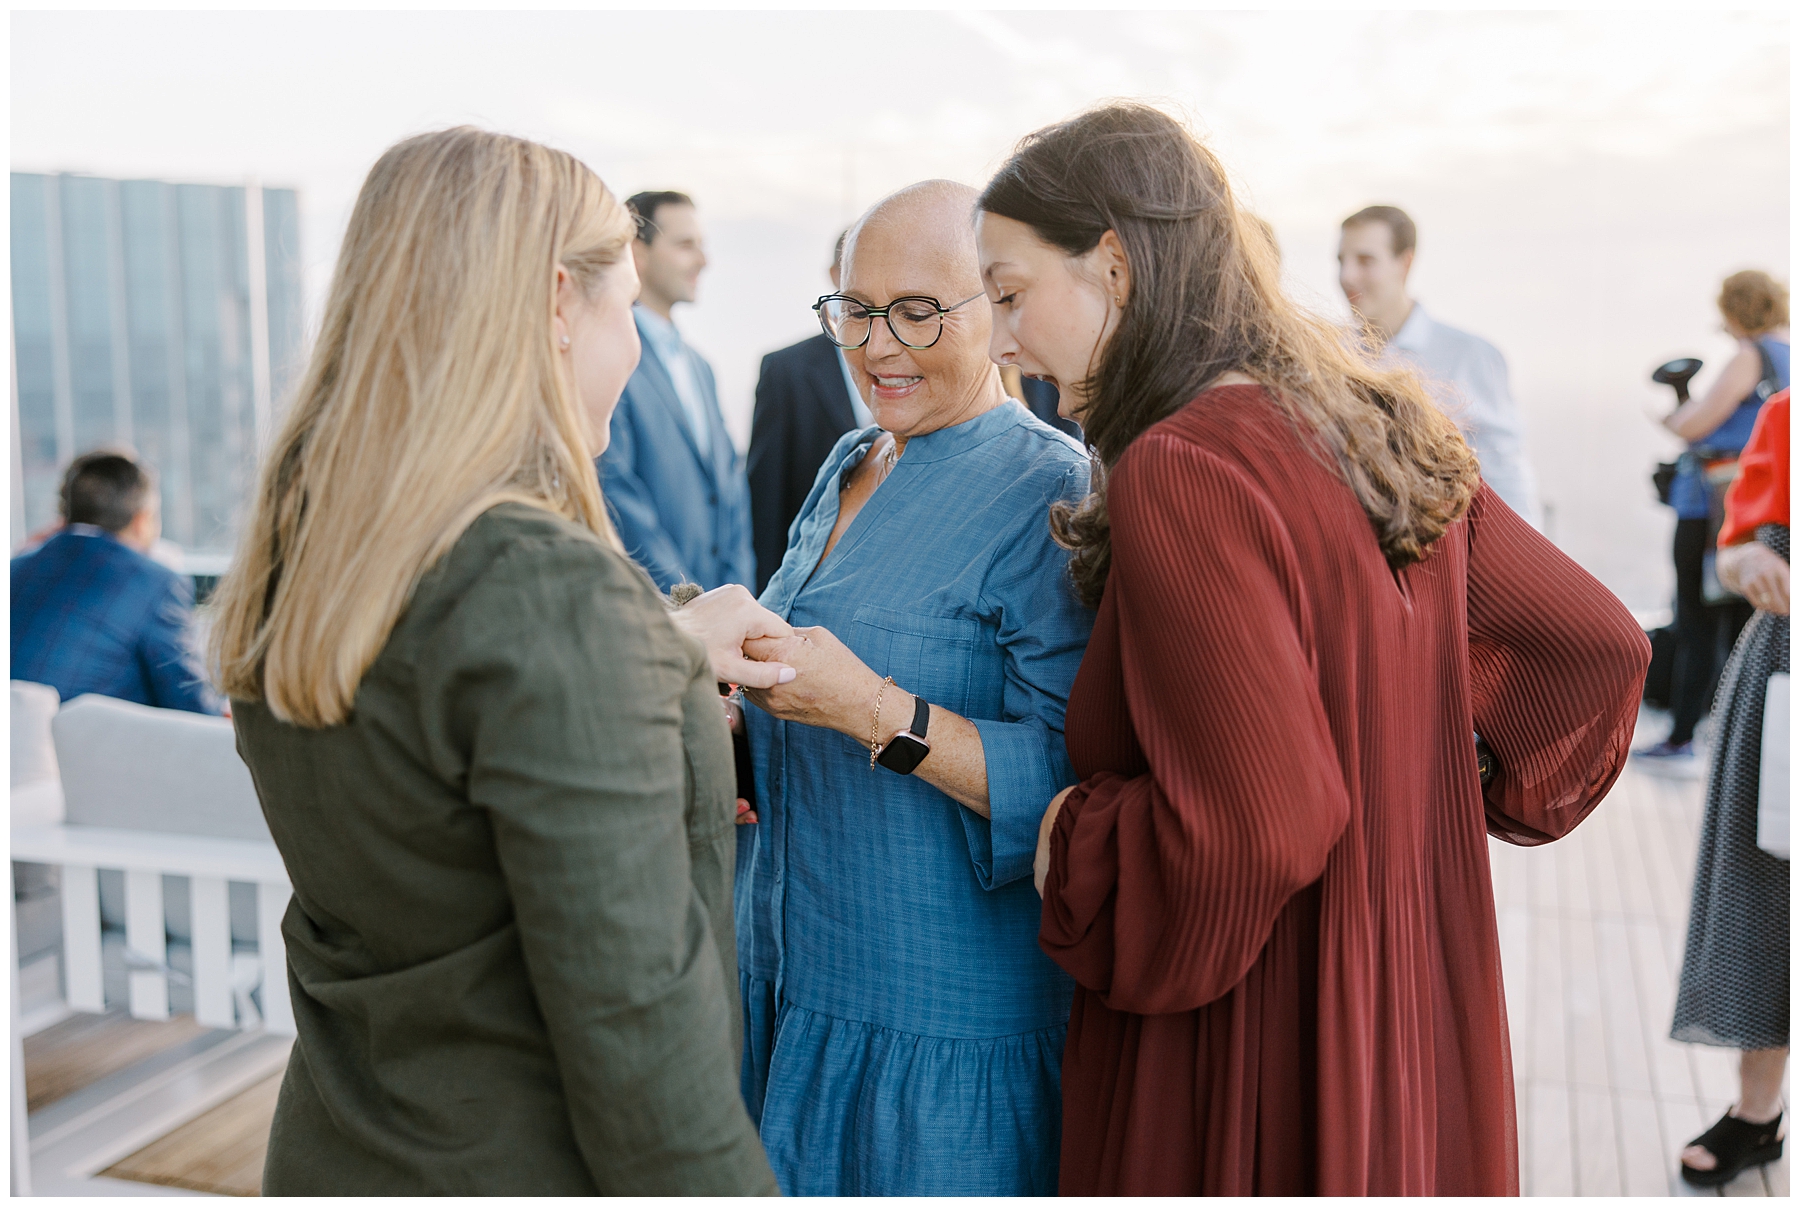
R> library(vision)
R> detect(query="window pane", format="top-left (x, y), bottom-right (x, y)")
top-left (11, 174), bottom-right (60, 537)
top-left (59, 175), bottom-right (119, 456)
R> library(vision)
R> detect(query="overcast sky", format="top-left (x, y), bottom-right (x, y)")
top-left (11, 9), bottom-right (1790, 609)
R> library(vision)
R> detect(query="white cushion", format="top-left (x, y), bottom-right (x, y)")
top-left (11, 781), bottom-right (65, 828)
top-left (51, 694), bottom-right (270, 843)
top-left (12, 679), bottom-right (62, 788)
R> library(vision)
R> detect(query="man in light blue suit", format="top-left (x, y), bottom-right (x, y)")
top-left (599, 191), bottom-right (754, 591)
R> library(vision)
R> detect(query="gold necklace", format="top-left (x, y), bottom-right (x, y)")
top-left (847, 435), bottom-right (901, 497)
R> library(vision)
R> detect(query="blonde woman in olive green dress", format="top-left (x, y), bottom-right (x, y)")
top-left (207, 128), bottom-right (778, 1195)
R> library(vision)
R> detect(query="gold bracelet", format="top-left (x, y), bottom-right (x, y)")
top-left (869, 676), bottom-right (894, 770)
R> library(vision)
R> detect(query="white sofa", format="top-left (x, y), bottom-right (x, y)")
top-left (12, 689), bottom-right (292, 1032)
top-left (11, 680), bottom-right (63, 824)
top-left (53, 694), bottom-right (269, 949)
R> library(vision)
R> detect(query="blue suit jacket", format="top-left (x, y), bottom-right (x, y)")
top-left (598, 314), bottom-right (755, 592)
top-left (11, 528), bottom-right (217, 713)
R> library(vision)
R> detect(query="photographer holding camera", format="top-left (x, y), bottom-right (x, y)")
top-left (1640, 271), bottom-right (1788, 765)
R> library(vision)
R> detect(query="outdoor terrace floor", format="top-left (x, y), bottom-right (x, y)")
top-left (1494, 713), bottom-right (1788, 1197)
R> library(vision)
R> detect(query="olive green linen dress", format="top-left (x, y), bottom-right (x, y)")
top-left (233, 504), bottom-right (775, 1195)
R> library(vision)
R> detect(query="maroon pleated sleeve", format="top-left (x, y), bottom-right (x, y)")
top-left (1039, 430), bottom-right (1352, 1013)
top-left (1464, 485), bottom-right (1649, 845)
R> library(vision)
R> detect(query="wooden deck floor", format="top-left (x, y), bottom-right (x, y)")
top-left (1492, 727), bottom-right (1789, 1197)
top-left (23, 1009), bottom-right (209, 1113)
top-left (22, 1008), bottom-right (282, 1197)
top-left (99, 1073), bottom-right (281, 1196)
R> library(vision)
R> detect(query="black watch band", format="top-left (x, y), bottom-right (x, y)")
top-left (908, 694), bottom-right (930, 739)
top-left (876, 695), bottom-right (932, 775)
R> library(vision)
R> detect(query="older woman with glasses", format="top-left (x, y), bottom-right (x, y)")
top-left (679, 180), bottom-right (1091, 1195)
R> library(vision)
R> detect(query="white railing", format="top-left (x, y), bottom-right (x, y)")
top-left (12, 823), bottom-right (294, 1035)
top-left (12, 685), bottom-right (298, 1193)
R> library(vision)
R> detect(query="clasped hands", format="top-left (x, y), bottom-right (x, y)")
top-left (672, 586), bottom-right (1074, 871)
top-left (669, 584), bottom-right (893, 740)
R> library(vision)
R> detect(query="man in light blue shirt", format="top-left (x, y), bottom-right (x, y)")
top-left (1339, 205), bottom-right (1541, 527)
top-left (599, 191), bottom-right (754, 591)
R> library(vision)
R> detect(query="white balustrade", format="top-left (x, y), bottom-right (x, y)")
top-left (58, 864), bottom-right (103, 1014)
top-left (123, 870), bottom-right (168, 1020)
top-left (13, 823), bottom-right (294, 1036)
top-left (11, 688), bottom-right (298, 1196)
top-left (190, 876), bottom-right (233, 1028)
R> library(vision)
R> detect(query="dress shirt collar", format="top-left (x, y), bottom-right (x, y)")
top-left (1388, 301), bottom-right (1434, 354)
top-left (634, 304), bottom-right (683, 358)
top-left (883, 397), bottom-right (1027, 465)
top-left (64, 523), bottom-right (118, 542)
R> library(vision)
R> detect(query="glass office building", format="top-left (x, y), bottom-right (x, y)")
top-left (10, 173), bottom-right (304, 554)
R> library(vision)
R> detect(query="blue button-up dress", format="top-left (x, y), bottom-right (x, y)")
top-left (738, 399), bottom-right (1093, 1195)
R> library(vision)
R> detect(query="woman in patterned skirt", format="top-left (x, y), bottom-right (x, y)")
top-left (1672, 387), bottom-right (1790, 1187)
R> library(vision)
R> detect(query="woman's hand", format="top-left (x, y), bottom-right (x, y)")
top-left (745, 627), bottom-right (997, 816)
top-left (741, 626), bottom-right (887, 739)
top-left (1718, 541), bottom-right (1791, 615)
top-left (669, 584), bottom-right (797, 689)
top-left (1034, 785), bottom-right (1074, 897)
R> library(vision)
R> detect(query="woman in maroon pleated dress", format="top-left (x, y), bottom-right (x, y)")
top-left (973, 103), bottom-right (1651, 1195)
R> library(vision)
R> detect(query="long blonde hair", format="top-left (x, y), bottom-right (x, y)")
top-left (209, 127), bottom-right (635, 727)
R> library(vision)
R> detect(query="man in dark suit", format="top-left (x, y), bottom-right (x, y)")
top-left (1011, 372), bottom-right (1081, 443)
top-left (11, 451), bottom-right (216, 713)
top-left (599, 191), bottom-right (754, 592)
top-left (748, 235), bottom-right (1082, 592)
top-left (746, 232), bottom-right (871, 592)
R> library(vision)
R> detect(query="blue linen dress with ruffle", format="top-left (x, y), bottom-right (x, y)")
top-left (739, 399), bottom-right (1092, 1195)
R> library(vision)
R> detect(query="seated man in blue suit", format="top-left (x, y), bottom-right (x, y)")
top-left (598, 190), bottom-right (754, 592)
top-left (12, 451), bottom-right (216, 713)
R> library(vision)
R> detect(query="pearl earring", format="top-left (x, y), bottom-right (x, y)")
top-left (560, 334), bottom-right (571, 348)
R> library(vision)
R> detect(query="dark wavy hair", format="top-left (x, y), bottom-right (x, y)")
top-left (978, 103), bottom-right (1479, 608)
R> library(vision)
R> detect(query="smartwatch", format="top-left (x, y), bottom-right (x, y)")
top-left (1474, 731), bottom-right (1498, 787)
top-left (876, 695), bottom-right (932, 775)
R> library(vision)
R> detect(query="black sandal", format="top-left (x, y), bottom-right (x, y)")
top-left (1680, 1109), bottom-right (1784, 1188)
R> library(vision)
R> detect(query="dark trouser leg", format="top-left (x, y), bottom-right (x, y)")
top-left (1669, 518), bottom-right (1714, 745)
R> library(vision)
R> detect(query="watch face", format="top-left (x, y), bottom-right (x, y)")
top-left (877, 733), bottom-right (930, 775)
